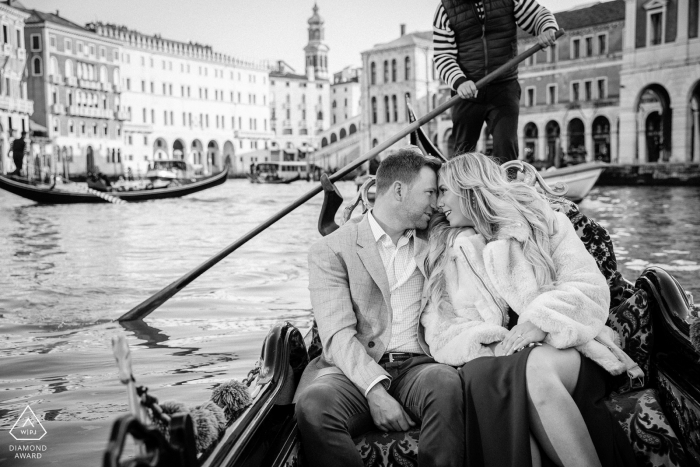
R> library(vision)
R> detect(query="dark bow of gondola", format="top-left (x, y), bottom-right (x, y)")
top-left (0, 166), bottom-right (228, 204)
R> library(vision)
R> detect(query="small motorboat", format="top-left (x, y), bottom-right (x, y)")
top-left (0, 166), bottom-right (228, 204)
top-left (540, 162), bottom-right (607, 203)
top-left (248, 162), bottom-right (305, 184)
top-left (144, 160), bottom-right (196, 189)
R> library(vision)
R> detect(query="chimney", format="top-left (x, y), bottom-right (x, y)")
top-left (400, 24), bottom-right (406, 36)
top-left (56, 10), bottom-right (60, 16)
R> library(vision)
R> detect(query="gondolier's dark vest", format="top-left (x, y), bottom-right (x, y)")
top-left (441, 0), bottom-right (518, 84)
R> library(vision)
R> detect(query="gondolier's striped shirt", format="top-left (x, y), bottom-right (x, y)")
top-left (433, 0), bottom-right (558, 90)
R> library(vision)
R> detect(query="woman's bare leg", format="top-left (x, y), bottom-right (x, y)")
top-left (525, 345), bottom-right (601, 467)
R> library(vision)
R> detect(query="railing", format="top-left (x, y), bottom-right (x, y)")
top-left (51, 103), bottom-right (65, 115)
top-left (0, 96), bottom-right (33, 114)
top-left (16, 48), bottom-right (25, 60)
top-left (115, 110), bottom-right (131, 121)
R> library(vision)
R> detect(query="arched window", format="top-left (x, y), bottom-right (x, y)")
top-left (340, 128), bottom-right (347, 139)
top-left (391, 59), bottom-right (397, 82)
top-left (405, 56), bottom-right (411, 80)
top-left (349, 123), bottom-right (357, 134)
top-left (100, 65), bottom-right (108, 83)
top-left (370, 62), bottom-right (376, 85)
top-left (50, 56), bottom-right (59, 76)
top-left (383, 60), bottom-right (389, 83)
top-left (113, 68), bottom-right (120, 86)
top-left (32, 57), bottom-right (42, 76)
top-left (317, 111), bottom-right (323, 120)
top-left (65, 59), bottom-right (73, 78)
top-left (392, 95), bottom-right (398, 122)
top-left (384, 95), bottom-right (390, 122)
top-left (330, 133), bottom-right (337, 144)
top-left (68, 119), bottom-right (74, 134)
top-left (321, 137), bottom-right (328, 147)
top-left (371, 96), bottom-right (377, 124)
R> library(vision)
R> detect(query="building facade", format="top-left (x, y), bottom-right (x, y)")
top-left (268, 5), bottom-right (331, 162)
top-left (0, 2), bottom-right (32, 176)
top-left (21, 9), bottom-right (121, 178)
top-left (360, 27), bottom-right (441, 155)
top-left (331, 66), bottom-right (361, 126)
top-left (89, 22), bottom-right (272, 177)
top-left (436, 1), bottom-right (626, 164)
top-left (618, 0), bottom-right (700, 163)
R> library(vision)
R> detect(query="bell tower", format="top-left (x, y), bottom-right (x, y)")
top-left (304, 3), bottom-right (329, 80)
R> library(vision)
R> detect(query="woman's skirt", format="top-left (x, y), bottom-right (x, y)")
top-left (459, 346), bottom-right (637, 467)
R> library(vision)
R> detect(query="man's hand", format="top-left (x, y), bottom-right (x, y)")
top-left (537, 29), bottom-right (557, 48)
top-left (457, 80), bottom-right (478, 99)
top-left (366, 384), bottom-right (416, 432)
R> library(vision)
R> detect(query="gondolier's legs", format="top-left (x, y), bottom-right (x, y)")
top-left (451, 80), bottom-right (520, 162)
top-left (295, 357), bottom-right (464, 467)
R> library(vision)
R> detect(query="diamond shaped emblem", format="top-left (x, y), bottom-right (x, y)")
top-left (10, 405), bottom-right (47, 441)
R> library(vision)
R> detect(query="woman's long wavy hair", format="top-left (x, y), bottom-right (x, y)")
top-left (425, 152), bottom-right (557, 314)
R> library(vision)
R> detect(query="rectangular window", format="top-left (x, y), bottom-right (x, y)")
top-left (547, 84), bottom-right (557, 105)
top-left (2, 26), bottom-right (8, 44)
top-left (30, 34), bottom-right (41, 51)
top-left (141, 80), bottom-right (146, 92)
top-left (100, 47), bottom-right (105, 58)
top-left (150, 82), bottom-right (154, 93)
top-left (651, 12), bottom-right (663, 45)
top-left (16, 29), bottom-right (21, 48)
top-left (151, 109), bottom-right (155, 124)
top-left (50, 35), bottom-right (56, 49)
top-left (572, 82), bottom-right (580, 102)
top-left (547, 43), bottom-right (557, 63)
top-left (526, 87), bottom-right (535, 107)
top-left (572, 38), bottom-right (580, 59)
top-left (65, 39), bottom-right (71, 52)
top-left (142, 108), bottom-right (147, 123)
top-left (584, 80), bottom-right (592, 101)
top-left (162, 83), bottom-right (166, 95)
top-left (164, 110), bottom-right (168, 125)
top-left (89, 45), bottom-right (95, 56)
top-left (690, 0), bottom-right (700, 38)
top-left (585, 37), bottom-right (593, 57)
top-left (597, 78), bottom-right (607, 99)
top-left (126, 78), bottom-right (131, 90)
top-left (597, 33), bottom-right (607, 55)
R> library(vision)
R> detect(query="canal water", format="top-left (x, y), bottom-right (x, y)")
top-left (1, 180), bottom-right (699, 466)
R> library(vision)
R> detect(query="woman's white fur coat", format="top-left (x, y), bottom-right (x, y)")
top-left (421, 210), bottom-right (632, 375)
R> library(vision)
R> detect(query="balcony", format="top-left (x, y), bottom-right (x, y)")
top-left (282, 119), bottom-right (292, 127)
top-left (2, 43), bottom-right (10, 55)
top-left (113, 84), bottom-right (122, 93)
top-left (115, 110), bottom-right (131, 121)
top-left (67, 105), bottom-right (114, 119)
top-left (16, 48), bottom-right (25, 60)
top-left (65, 76), bottom-right (78, 87)
top-left (51, 103), bottom-right (65, 115)
top-left (49, 74), bottom-right (63, 85)
top-left (234, 130), bottom-right (275, 139)
top-left (0, 96), bottom-right (33, 114)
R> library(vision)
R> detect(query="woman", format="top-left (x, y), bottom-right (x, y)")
top-left (421, 152), bottom-right (639, 467)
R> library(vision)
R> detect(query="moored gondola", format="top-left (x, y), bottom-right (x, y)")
top-left (0, 166), bottom-right (228, 204)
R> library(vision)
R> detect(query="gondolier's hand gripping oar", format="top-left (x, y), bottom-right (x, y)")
top-left (116, 29), bottom-right (565, 323)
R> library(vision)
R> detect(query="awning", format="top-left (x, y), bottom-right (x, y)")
top-left (29, 120), bottom-right (48, 132)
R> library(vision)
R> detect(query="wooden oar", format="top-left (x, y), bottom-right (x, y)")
top-left (117, 29), bottom-right (565, 322)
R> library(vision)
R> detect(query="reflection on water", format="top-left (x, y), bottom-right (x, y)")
top-left (1, 181), bottom-right (700, 466)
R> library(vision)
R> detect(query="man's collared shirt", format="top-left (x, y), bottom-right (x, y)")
top-left (367, 211), bottom-right (424, 355)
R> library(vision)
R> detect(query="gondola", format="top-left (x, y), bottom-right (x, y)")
top-left (0, 166), bottom-right (228, 204)
top-left (103, 37), bottom-right (700, 467)
top-left (246, 172), bottom-right (301, 184)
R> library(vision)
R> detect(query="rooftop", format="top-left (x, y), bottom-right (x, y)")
top-left (518, 0), bottom-right (625, 38)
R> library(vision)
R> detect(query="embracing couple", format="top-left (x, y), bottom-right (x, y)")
top-left (294, 148), bottom-right (638, 467)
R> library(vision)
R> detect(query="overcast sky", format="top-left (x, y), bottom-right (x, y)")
top-left (20, 0), bottom-right (601, 73)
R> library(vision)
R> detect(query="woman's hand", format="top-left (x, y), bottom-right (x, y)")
top-left (502, 321), bottom-right (546, 356)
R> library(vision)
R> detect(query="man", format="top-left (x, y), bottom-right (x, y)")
top-left (295, 148), bottom-right (464, 467)
top-left (11, 131), bottom-right (28, 176)
top-left (433, 0), bottom-right (559, 161)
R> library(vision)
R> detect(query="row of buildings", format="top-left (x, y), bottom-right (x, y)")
top-left (0, 1), bottom-right (361, 179)
top-left (359, 0), bottom-right (700, 166)
top-left (0, 0), bottom-right (698, 181)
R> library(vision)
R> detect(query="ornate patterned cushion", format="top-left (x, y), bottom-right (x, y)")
top-left (608, 287), bottom-right (653, 376)
top-left (348, 390), bottom-right (685, 467)
top-left (353, 429), bottom-right (419, 467)
top-left (606, 389), bottom-right (688, 467)
top-left (547, 196), bottom-right (618, 288)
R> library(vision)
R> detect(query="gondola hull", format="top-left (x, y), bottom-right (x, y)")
top-left (0, 167), bottom-right (228, 204)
